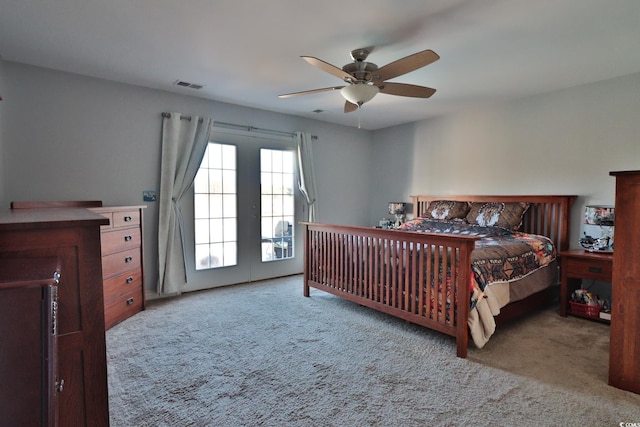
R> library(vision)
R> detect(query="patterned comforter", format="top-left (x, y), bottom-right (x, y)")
top-left (399, 218), bottom-right (557, 347)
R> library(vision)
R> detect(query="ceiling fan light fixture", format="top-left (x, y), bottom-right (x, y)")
top-left (279, 49), bottom-right (439, 115)
top-left (340, 83), bottom-right (379, 106)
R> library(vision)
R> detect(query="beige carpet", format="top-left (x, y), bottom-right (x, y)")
top-left (106, 275), bottom-right (640, 426)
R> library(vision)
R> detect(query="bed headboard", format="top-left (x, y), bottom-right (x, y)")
top-left (410, 195), bottom-right (576, 252)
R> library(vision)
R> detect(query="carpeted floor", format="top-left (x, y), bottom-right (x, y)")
top-left (106, 275), bottom-right (640, 426)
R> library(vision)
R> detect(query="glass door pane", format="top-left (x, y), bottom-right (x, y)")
top-left (194, 143), bottom-right (237, 270)
top-left (260, 148), bottom-right (295, 262)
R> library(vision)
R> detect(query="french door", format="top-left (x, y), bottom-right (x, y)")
top-left (181, 128), bottom-right (303, 292)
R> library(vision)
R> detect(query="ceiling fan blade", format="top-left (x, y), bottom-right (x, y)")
top-left (344, 101), bottom-right (359, 113)
top-left (278, 86), bottom-right (345, 98)
top-left (302, 56), bottom-right (356, 83)
top-left (378, 82), bottom-right (436, 98)
top-left (368, 49), bottom-right (440, 82)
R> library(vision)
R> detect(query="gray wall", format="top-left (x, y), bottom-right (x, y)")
top-left (369, 72), bottom-right (640, 248)
top-left (2, 59), bottom-right (638, 295)
top-left (0, 61), bottom-right (372, 293)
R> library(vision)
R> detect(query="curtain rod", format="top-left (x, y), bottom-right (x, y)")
top-left (161, 112), bottom-right (317, 140)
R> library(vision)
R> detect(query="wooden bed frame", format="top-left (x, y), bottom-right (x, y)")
top-left (302, 195), bottom-right (576, 358)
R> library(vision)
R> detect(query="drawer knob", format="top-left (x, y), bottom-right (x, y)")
top-left (125, 256), bottom-right (133, 263)
top-left (124, 216), bottom-right (132, 222)
top-left (588, 266), bottom-right (602, 273)
top-left (126, 297), bottom-right (134, 305)
top-left (124, 235), bottom-right (132, 242)
top-left (126, 276), bottom-right (134, 284)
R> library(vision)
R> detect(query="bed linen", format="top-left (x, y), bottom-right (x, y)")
top-left (399, 218), bottom-right (557, 347)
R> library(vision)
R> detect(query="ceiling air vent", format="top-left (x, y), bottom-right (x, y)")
top-left (173, 80), bottom-right (204, 90)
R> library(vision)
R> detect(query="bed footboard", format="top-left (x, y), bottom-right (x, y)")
top-left (302, 223), bottom-right (478, 358)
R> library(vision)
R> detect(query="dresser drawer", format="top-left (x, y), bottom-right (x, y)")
top-left (101, 228), bottom-right (141, 256)
top-left (103, 269), bottom-right (142, 302)
top-left (112, 210), bottom-right (140, 228)
top-left (566, 257), bottom-right (612, 281)
top-left (104, 287), bottom-right (143, 328)
top-left (102, 248), bottom-right (141, 278)
top-left (104, 270), bottom-right (143, 329)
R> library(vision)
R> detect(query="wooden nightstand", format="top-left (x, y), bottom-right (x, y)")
top-left (559, 249), bottom-right (613, 321)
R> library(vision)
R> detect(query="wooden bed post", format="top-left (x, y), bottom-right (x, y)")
top-left (559, 196), bottom-right (575, 252)
top-left (303, 223), bottom-right (310, 297)
top-left (455, 240), bottom-right (476, 358)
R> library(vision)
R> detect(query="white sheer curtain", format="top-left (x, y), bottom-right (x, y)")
top-left (295, 132), bottom-right (318, 222)
top-left (157, 113), bottom-right (213, 295)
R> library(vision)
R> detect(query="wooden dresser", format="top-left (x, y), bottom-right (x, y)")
top-left (0, 207), bottom-right (110, 426)
top-left (90, 206), bottom-right (146, 329)
top-left (609, 170), bottom-right (640, 394)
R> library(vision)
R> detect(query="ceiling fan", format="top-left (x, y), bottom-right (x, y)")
top-left (278, 48), bottom-right (439, 113)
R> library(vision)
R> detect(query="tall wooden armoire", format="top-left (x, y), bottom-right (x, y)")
top-left (609, 170), bottom-right (640, 394)
top-left (0, 207), bottom-right (110, 425)
top-left (0, 278), bottom-right (58, 426)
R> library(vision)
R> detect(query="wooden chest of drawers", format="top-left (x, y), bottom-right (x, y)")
top-left (91, 206), bottom-right (146, 329)
top-left (609, 170), bottom-right (640, 394)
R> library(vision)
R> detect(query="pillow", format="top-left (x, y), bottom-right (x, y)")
top-left (423, 200), bottom-right (470, 221)
top-left (465, 202), bottom-right (530, 230)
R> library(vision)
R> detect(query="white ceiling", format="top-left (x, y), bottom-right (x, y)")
top-left (1, 0), bottom-right (639, 130)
